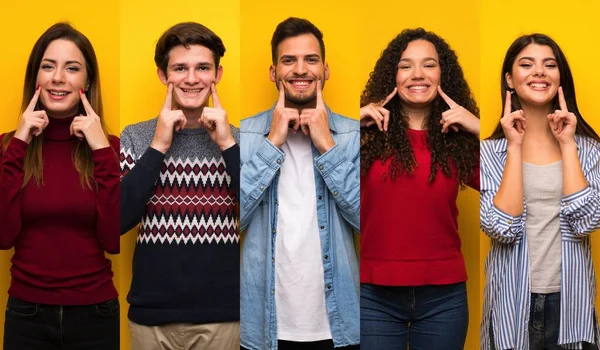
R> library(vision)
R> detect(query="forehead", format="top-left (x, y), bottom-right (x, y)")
top-left (401, 39), bottom-right (438, 60)
top-left (277, 33), bottom-right (321, 58)
top-left (168, 44), bottom-right (215, 65)
top-left (43, 39), bottom-right (85, 62)
top-left (517, 43), bottom-right (556, 60)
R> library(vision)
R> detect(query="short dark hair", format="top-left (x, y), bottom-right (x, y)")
top-left (271, 17), bottom-right (325, 65)
top-left (154, 22), bottom-right (225, 74)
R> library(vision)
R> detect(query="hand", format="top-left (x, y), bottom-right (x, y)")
top-left (70, 89), bottom-right (110, 151)
top-left (151, 83), bottom-right (187, 154)
top-left (14, 86), bottom-right (49, 144)
top-left (547, 86), bottom-right (577, 146)
top-left (200, 83), bottom-right (235, 151)
top-left (437, 86), bottom-right (480, 137)
top-left (499, 90), bottom-right (526, 147)
top-left (299, 80), bottom-right (335, 154)
top-left (267, 81), bottom-right (300, 148)
top-left (360, 87), bottom-right (397, 132)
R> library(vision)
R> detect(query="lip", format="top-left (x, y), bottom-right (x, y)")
top-left (46, 89), bottom-right (71, 101)
top-left (405, 84), bottom-right (431, 93)
top-left (527, 80), bottom-right (551, 91)
top-left (287, 79), bottom-right (314, 91)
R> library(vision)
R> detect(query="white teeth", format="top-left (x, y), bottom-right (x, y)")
top-left (530, 83), bottom-right (548, 89)
top-left (49, 91), bottom-right (68, 96)
top-left (182, 89), bottom-right (201, 93)
top-left (291, 81), bottom-right (310, 86)
top-left (408, 85), bottom-right (428, 91)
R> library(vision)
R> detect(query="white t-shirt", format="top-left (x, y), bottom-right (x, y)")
top-left (275, 130), bottom-right (332, 341)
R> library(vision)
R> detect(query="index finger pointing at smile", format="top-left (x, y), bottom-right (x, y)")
top-left (162, 83), bottom-right (173, 112)
top-left (379, 87), bottom-right (397, 106)
top-left (316, 80), bottom-right (324, 109)
top-left (211, 83), bottom-right (221, 109)
top-left (437, 85), bottom-right (458, 108)
top-left (277, 81), bottom-right (286, 108)
top-left (558, 86), bottom-right (568, 112)
top-left (27, 86), bottom-right (41, 112)
top-left (79, 89), bottom-right (94, 116)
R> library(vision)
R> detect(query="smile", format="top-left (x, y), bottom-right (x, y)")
top-left (288, 80), bottom-right (313, 89)
top-left (407, 85), bottom-right (430, 92)
top-left (48, 91), bottom-right (69, 96)
top-left (528, 81), bottom-right (550, 90)
top-left (181, 88), bottom-right (202, 93)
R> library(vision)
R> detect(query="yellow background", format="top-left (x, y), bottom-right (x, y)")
top-left (480, 1), bottom-right (600, 343)
top-left (119, 0), bottom-right (240, 349)
top-left (0, 1), bottom-right (120, 345)
top-left (359, 1), bottom-right (481, 349)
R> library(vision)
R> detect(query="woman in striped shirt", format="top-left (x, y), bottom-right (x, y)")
top-left (480, 33), bottom-right (600, 349)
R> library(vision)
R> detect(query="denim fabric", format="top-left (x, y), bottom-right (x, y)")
top-left (360, 282), bottom-right (468, 350)
top-left (3, 296), bottom-right (119, 350)
top-left (240, 106), bottom-right (360, 350)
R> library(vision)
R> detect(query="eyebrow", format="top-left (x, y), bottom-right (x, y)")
top-left (170, 62), bottom-right (213, 68)
top-left (398, 57), bottom-right (438, 63)
top-left (41, 58), bottom-right (82, 65)
top-left (518, 57), bottom-right (557, 62)
top-left (280, 54), bottom-right (321, 60)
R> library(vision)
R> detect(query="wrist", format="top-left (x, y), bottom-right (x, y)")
top-left (218, 136), bottom-right (236, 151)
top-left (267, 134), bottom-right (282, 148)
top-left (506, 144), bottom-right (523, 155)
top-left (150, 139), bottom-right (170, 154)
top-left (559, 140), bottom-right (577, 153)
top-left (317, 138), bottom-right (336, 154)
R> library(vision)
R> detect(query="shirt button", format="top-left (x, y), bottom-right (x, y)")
top-left (320, 225), bottom-right (325, 230)
top-left (272, 229), bottom-right (276, 234)
top-left (324, 255), bottom-right (329, 260)
top-left (507, 220), bottom-right (513, 225)
top-left (333, 191), bottom-right (339, 197)
top-left (271, 289), bottom-right (275, 295)
top-left (326, 284), bottom-right (332, 290)
top-left (276, 159), bottom-right (282, 164)
top-left (260, 185), bottom-right (265, 190)
top-left (318, 165), bottom-right (324, 170)
top-left (318, 195), bottom-right (323, 200)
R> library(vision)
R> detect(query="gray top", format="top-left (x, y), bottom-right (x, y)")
top-left (523, 160), bottom-right (563, 293)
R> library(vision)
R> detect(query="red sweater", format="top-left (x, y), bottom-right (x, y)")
top-left (360, 128), bottom-right (479, 286)
top-left (0, 116), bottom-right (119, 305)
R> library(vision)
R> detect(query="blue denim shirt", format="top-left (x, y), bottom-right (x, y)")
top-left (240, 105), bottom-right (360, 350)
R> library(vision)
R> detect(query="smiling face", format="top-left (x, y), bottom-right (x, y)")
top-left (506, 43), bottom-right (560, 110)
top-left (395, 39), bottom-right (441, 110)
top-left (36, 39), bottom-right (87, 118)
top-left (269, 33), bottom-right (329, 108)
top-left (158, 44), bottom-right (222, 112)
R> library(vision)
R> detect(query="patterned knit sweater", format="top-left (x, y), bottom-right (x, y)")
top-left (120, 117), bottom-right (240, 325)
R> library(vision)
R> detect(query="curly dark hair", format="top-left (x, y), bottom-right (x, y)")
top-left (360, 28), bottom-right (480, 187)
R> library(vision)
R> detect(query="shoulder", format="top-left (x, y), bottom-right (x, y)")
top-left (329, 111), bottom-right (358, 134)
top-left (241, 109), bottom-right (271, 133)
top-left (108, 135), bottom-right (120, 153)
top-left (121, 117), bottom-right (158, 138)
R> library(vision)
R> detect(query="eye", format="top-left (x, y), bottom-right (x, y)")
top-left (198, 66), bottom-right (210, 71)
top-left (174, 67), bottom-right (185, 72)
top-left (424, 63), bottom-right (437, 68)
top-left (307, 57), bottom-right (319, 63)
top-left (66, 66), bottom-right (80, 72)
top-left (281, 58), bottom-right (294, 65)
top-left (519, 63), bottom-right (532, 68)
top-left (545, 63), bottom-right (557, 68)
top-left (40, 64), bottom-right (54, 70)
top-left (399, 65), bottom-right (410, 70)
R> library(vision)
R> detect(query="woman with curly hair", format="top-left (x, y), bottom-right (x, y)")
top-left (360, 28), bottom-right (480, 349)
top-left (480, 34), bottom-right (600, 350)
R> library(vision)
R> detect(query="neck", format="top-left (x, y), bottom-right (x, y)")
top-left (521, 102), bottom-right (554, 140)
top-left (285, 99), bottom-right (316, 112)
top-left (46, 107), bottom-right (80, 119)
top-left (403, 104), bottom-right (430, 130)
top-left (179, 104), bottom-right (207, 129)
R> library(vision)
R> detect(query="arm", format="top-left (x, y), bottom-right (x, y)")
top-left (560, 140), bottom-right (600, 236)
top-left (0, 136), bottom-right (27, 249)
top-left (480, 143), bottom-right (525, 243)
top-left (314, 135), bottom-right (360, 232)
top-left (119, 129), bottom-right (165, 234)
top-left (492, 146), bottom-right (524, 216)
top-left (93, 136), bottom-right (120, 254)
top-left (240, 138), bottom-right (284, 231)
top-left (222, 143), bottom-right (240, 200)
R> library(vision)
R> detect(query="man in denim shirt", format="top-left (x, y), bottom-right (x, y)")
top-left (240, 18), bottom-right (360, 350)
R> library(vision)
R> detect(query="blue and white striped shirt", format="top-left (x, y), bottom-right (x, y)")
top-left (480, 135), bottom-right (600, 350)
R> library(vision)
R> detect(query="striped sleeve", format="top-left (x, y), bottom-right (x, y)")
top-left (561, 137), bottom-right (600, 236)
top-left (479, 140), bottom-right (526, 244)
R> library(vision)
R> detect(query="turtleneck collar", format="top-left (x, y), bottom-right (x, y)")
top-left (43, 115), bottom-right (78, 142)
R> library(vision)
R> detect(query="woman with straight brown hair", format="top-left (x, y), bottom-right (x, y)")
top-left (0, 23), bottom-right (119, 349)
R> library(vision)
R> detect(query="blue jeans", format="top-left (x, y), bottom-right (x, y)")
top-left (490, 292), bottom-right (596, 350)
top-left (360, 282), bottom-right (468, 350)
top-left (3, 296), bottom-right (119, 350)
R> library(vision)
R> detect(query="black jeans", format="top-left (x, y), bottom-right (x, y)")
top-left (490, 292), bottom-right (596, 350)
top-left (3, 296), bottom-right (119, 350)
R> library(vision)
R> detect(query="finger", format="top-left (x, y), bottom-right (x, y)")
top-left (451, 125), bottom-right (459, 132)
top-left (316, 80), bottom-right (324, 109)
top-left (379, 87), bottom-right (398, 106)
top-left (301, 124), bottom-right (309, 136)
top-left (515, 120), bottom-right (524, 133)
top-left (558, 86), bottom-right (568, 112)
top-left (366, 120), bottom-right (375, 127)
top-left (503, 91), bottom-right (513, 118)
top-left (27, 85), bottom-right (42, 112)
top-left (437, 85), bottom-right (457, 108)
top-left (210, 83), bottom-right (221, 109)
top-left (277, 81), bottom-right (286, 108)
top-left (369, 106), bottom-right (384, 132)
top-left (162, 83), bottom-right (174, 112)
top-left (79, 89), bottom-right (94, 116)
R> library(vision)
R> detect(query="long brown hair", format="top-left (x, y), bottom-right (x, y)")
top-left (1, 22), bottom-right (108, 189)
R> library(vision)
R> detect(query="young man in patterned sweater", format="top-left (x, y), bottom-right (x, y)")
top-left (119, 22), bottom-right (240, 350)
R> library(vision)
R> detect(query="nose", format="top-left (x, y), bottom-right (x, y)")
top-left (184, 69), bottom-right (200, 85)
top-left (51, 68), bottom-right (66, 84)
top-left (293, 60), bottom-right (308, 75)
top-left (533, 64), bottom-right (546, 77)
top-left (411, 66), bottom-right (424, 80)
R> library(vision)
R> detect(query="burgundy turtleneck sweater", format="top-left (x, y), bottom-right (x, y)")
top-left (0, 116), bottom-right (119, 305)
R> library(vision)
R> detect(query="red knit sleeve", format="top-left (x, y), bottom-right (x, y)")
top-left (91, 135), bottom-right (120, 254)
top-left (0, 134), bottom-right (28, 249)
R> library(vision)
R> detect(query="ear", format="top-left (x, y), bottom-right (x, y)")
top-left (157, 67), bottom-right (168, 85)
top-left (215, 65), bottom-right (223, 84)
top-left (324, 62), bottom-right (330, 81)
top-left (269, 65), bottom-right (276, 83)
top-left (505, 72), bottom-right (514, 89)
